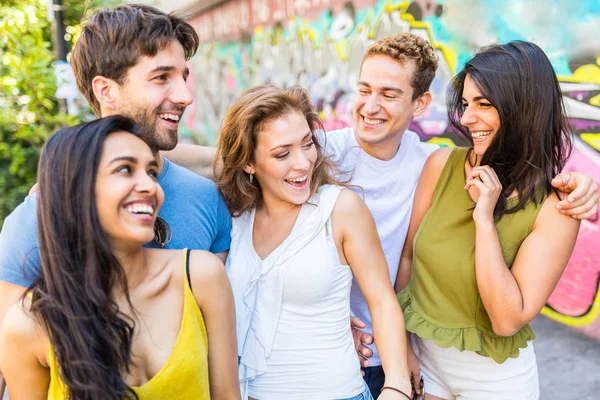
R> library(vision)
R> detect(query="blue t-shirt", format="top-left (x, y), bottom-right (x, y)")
top-left (0, 157), bottom-right (231, 287)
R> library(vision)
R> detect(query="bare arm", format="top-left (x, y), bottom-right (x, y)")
top-left (333, 189), bottom-right (411, 396)
top-left (0, 281), bottom-right (28, 396)
top-left (467, 167), bottom-right (581, 336)
top-left (392, 148), bottom-right (451, 395)
top-left (395, 148), bottom-right (452, 293)
top-left (189, 251), bottom-right (240, 399)
top-left (161, 144), bottom-right (219, 180)
top-left (0, 302), bottom-right (50, 400)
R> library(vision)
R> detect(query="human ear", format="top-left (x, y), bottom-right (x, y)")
top-left (412, 91), bottom-right (432, 118)
top-left (91, 76), bottom-right (120, 113)
top-left (242, 165), bottom-right (256, 175)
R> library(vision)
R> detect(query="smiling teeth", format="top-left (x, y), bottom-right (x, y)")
top-left (471, 130), bottom-right (492, 138)
top-left (125, 204), bottom-right (154, 215)
top-left (286, 176), bottom-right (307, 183)
top-left (159, 113), bottom-right (180, 122)
top-left (364, 117), bottom-right (384, 126)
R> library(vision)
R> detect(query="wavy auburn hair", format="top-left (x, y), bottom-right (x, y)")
top-left (29, 116), bottom-right (142, 399)
top-left (216, 85), bottom-right (342, 216)
top-left (447, 40), bottom-right (573, 219)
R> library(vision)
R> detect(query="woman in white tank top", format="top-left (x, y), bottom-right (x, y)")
top-left (215, 85), bottom-right (412, 400)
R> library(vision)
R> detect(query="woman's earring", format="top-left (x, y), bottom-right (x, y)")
top-left (249, 173), bottom-right (254, 184)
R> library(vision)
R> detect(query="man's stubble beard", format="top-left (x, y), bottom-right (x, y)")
top-left (124, 105), bottom-right (179, 152)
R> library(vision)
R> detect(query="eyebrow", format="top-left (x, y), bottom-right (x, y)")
top-left (109, 156), bottom-right (137, 165)
top-left (149, 65), bottom-right (190, 78)
top-left (109, 157), bottom-right (158, 168)
top-left (270, 132), bottom-right (312, 151)
top-left (358, 81), bottom-right (404, 94)
top-left (462, 96), bottom-right (488, 102)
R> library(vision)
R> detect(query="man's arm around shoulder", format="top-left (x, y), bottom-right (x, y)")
top-left (162, 144), bottom-right (218, 180)
top-left (0, 194), bottom-right (41, 328)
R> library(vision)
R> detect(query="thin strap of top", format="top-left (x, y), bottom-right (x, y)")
top-left (185, 248), bottom-right (193, 293)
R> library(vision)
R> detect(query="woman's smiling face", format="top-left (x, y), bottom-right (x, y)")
top-left (245, 111), bottom-right (317, 209)
top-left (95, 131), bottom-right (164, 248)
top-left (460, 74), bottom-right (501, 157)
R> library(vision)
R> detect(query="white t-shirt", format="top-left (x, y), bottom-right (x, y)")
top-left (323, 127), bottom-right (438, 366)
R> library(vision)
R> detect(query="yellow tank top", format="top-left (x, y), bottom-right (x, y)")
top-left (47, 249), bottom-right (211, 399)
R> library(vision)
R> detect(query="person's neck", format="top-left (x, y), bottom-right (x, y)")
top-left (469, 150), bottom-right (481, 167)
top-left (111, 245), bottom-right (149, 296)
top-left (155, 152), bottom-right (165, 174)
top-left (257, 194), bottom-right (302, 221)
top-left (355, 131), bottom-right (404, 161)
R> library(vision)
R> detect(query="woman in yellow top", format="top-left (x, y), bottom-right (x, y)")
top-left (0, 116), bottom-right (240, 399)
top-left (396, 41), bottom-right (581, 399)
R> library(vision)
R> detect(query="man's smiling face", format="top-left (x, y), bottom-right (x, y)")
top-left (353, 55), bottom-right (422, 157)
top-left (113, 40), bottom-right (193, 152)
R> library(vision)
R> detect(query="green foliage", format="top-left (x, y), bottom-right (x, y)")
top-left (0, 0), bottom-right (118, 227)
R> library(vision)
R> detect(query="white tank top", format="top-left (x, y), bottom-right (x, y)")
top-left (226, 185), bottom-right (364, 399)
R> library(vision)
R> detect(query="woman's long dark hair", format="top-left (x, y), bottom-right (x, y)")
top-left (29, 116), bottom-right (142, 399)
top-left (447, 40), bottom-right (573, 219)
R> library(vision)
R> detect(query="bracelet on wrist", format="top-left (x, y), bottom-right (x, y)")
top-left (381, 386), bottom-right (411, 399)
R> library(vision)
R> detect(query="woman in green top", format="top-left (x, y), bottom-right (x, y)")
top-left (395, 41), bottom-right (581, 399)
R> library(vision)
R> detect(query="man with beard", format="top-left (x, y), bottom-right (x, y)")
top-left (0, 3), bottom-right (232, 359)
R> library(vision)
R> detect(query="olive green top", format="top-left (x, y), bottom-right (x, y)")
top-left (398, 147), bottom-right (545, 364)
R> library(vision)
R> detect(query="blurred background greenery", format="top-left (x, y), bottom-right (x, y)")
top-left (0, 0), bottom-right (119, 226)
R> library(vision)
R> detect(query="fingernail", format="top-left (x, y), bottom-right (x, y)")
top-left (556, 204), bottom-right (562, 210)
top-left (569, 197), bottom-right (575, 202)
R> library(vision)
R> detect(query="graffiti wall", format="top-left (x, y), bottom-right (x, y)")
top-left (187, 0), bottom-right (600, 338)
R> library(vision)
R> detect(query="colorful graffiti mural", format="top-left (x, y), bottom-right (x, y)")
top-left (186, 0), bottom-right (600, 338)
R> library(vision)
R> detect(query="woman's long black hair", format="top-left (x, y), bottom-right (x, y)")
top-left (29, 115), bottom-right (142, 399)
top-left (447, 40), bottom-right (573, 219)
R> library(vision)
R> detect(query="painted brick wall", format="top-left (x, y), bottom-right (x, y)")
top-left (185, 0), bottom-right (600, 339)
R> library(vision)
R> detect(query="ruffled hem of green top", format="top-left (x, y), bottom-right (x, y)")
top-left (398, 290), bottom-right (536, 364)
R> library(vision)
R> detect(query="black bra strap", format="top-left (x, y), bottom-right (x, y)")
top-left (185, 248), bottom-right (193, 294)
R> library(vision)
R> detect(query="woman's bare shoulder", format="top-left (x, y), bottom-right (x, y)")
top-left (1, 297), bottom-right (48, 365)
top-left (3, 297), bottom-right (40, 338)
top-left (187, 250), bottom-right (225, 283)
